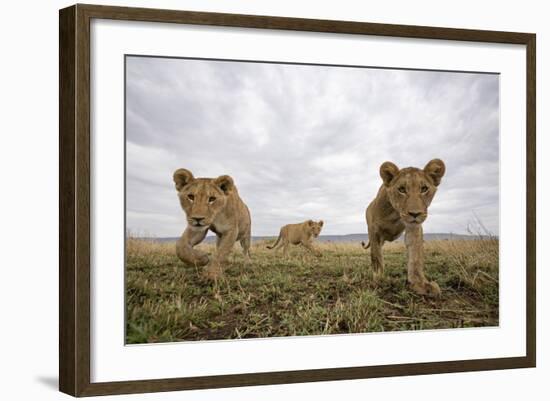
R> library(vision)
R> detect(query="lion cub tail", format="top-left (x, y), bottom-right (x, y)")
top-left (266, 232), bottom-right (282, 250)
top-left (361, 240), bottom-right (370, 250)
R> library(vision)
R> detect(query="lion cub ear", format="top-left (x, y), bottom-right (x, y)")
top-left (173, 168), bottom-right (194, 191)
top-left (424, 159), bottom-right (446, 186)
top-left (306, 220), bottom-right (314, 226)
top-left (214, 175), bottom-right (234, 195)
top-left (318, 220), bottom-right (324, 227)
top-left (380, 161), bottom-right (400, 186)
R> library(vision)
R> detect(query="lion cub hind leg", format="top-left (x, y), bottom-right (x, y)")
top-left (281, 237), bottom-right (291, 259)
top-left (405, 225), bottom-right (441, 298)
top-left (369, 237), bottom-right (385, 278)
top-left (239, 232), bottom-right (251, 266)
top-left (240, 235), bottom-right (251, 263)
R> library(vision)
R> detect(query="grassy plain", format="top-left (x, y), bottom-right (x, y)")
top-left (126, 237), bottom-right (498, 343)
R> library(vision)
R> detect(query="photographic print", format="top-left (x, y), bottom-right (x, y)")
top-left (125, 55), bottom-right (499, 344)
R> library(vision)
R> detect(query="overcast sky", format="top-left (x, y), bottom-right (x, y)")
top-left (126, 56), bottom-right (499, 237)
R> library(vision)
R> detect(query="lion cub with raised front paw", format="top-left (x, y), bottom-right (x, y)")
top-left (363, 159), bottom-right (446, 297)
top-left (173, 168), bottom-right (252, 280)
top-left (267, 220), bottom-right (324, 257)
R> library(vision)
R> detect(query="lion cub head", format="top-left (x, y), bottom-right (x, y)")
top-left (307, 220), bottom-right (324, 238)
top-left (380, 159), bottom-right (445, 225)
top-left (173, 168), bottom-right (234, 229)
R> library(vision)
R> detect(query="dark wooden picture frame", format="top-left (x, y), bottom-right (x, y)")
top-left (59, 3), bottom-right (536, 397)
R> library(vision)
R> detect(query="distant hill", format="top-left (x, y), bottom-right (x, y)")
top-left (140, 233), bottom-right (494, 243)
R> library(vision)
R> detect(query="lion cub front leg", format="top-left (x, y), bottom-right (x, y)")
top-left (176, 227), bottom-right (209, 267)
top-left (405, 225), bottom-right (441, 297)
top-left (204, 229), bottom-right (238, 280)
top-left (301, 240), bottom-right (322, 257)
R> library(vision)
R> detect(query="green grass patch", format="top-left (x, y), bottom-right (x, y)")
top-left (126, 239), bottom-right (499, 343)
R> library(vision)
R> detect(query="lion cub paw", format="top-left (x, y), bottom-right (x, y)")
top-left (426, 281), bottom-right (441, 297)
top-left (196, 254), bottom-right (210, 267)
top-left (410, 280), bottom-right (441, 298)
top-left (372, 269), bottom-right (384, 281)
top-left (203, 263), bottom-right (223, 281)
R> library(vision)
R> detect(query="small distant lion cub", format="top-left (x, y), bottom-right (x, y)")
top-left (267, 220), bottom-right (324, 257)
top-left (173, 168), bottom-right (252, 280)
top-left (363, 159), bottom-right (446, 297)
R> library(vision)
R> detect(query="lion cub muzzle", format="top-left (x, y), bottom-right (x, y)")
top-left (189, 216), bottom-right (208, 227)
top-left (401, 210), bottom-right (427, 225)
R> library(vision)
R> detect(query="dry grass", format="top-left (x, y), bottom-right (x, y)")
top-left (126, 237), bottom-right (499, 343)
top-left (430, 239), bottom-right (499, 289)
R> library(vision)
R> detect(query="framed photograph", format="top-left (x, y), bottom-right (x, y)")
top-left (59, 4), bottom-right (536, 397)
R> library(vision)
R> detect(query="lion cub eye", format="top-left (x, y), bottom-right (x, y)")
top-left (208, 196), bottom-right (216, 204)
top-left (421, 185), bottom-right (429, 193)
top-left (187, 194), bottom-right (195, 201)
top-left (398, 186), bottom-right (407, 194)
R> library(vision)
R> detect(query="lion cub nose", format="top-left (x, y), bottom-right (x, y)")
top-left (408, 211), bottom-right (422, 218)
top-left (192, 217), bottom-right (205, 223)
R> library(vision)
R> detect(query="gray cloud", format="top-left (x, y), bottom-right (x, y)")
top-left (125, 56), bottom-right (499, 237)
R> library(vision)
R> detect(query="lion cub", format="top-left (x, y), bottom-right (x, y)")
top-left (364, 159), bottom-right (446, 297)
top-left (267, 220), bottom-right (324, 257)
top-left (173, 168), bottom-right (252, 280)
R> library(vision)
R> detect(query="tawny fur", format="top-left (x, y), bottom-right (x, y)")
top-left (267, 220), bottom-right (324, 257)
top-left (365, 159), bottom-right (446, 297)
top-left (173, 168), bottom-right (252, 280)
